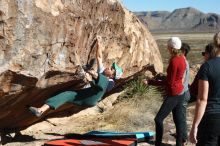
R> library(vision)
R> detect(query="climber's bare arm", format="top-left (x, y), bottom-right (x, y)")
top-left (96, 36), bottom-right (103, 69)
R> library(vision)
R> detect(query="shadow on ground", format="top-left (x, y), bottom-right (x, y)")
top-left (147, 140), bottom-right (173, 146)
top-left (1, 134), bottom-right (44, 145)
top-left (161, 143), bottom-right (173, 146)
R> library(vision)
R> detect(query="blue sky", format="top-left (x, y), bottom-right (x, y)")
top-left (121, 0), bottom-right (220, 14)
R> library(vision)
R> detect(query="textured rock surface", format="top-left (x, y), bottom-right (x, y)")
top-left (0, 0), bottom-right (163, 131)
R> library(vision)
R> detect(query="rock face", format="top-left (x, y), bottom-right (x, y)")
top-left (136, 7), bottom-right (220, 32)
top-left (0, 0), bottom-right (163, 131)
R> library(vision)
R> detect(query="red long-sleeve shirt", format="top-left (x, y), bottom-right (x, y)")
top-left (149, 55), bottom-right (186, 96)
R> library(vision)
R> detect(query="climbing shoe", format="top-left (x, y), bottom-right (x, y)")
top-left (29, 106), bottom-right (42, 117)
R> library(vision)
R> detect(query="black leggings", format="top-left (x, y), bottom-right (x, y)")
top-left (154, 94), bottom-right (184, 146)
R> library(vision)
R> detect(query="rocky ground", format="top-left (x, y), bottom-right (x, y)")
top-left (1, 90), bottom-right (196, 146)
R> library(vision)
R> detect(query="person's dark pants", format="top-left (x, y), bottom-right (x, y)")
top-left (196, 114), bottom-right (220, 146)
top-left (154, 94), bottom-right (184, 146)
top-left (174, 90), bottom-right (190, 143)
top-left (45, 74), bottom-right (109, 109)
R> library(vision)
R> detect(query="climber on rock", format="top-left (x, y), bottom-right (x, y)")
top-left (28, 36), bottom-right (123, 117)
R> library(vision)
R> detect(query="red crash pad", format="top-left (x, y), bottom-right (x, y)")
top-left (44, 138), bottom-right (137, 146)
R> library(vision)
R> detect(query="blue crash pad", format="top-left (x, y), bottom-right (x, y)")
top-left (85, 130), bottom-right (155, 142)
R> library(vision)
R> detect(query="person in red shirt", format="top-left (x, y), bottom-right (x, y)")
top-left (144, 37), bottom-right (186, 146)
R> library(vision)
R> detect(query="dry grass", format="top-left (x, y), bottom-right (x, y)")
top-left (97, 77), bottom-right (164, 132)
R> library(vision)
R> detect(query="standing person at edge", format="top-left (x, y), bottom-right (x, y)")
top-left (189, 43), bottom-right (215, 103)
top-left (179, 43), bottom-right (191, 145)
top-left (28, 36), bottom-right (123, 117)
top-left (143, 37), bottom-right (186, 146)
top-left (190, 32), bottom-right (220, 146)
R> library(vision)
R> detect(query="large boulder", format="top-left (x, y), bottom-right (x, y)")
top-left (0, 0), bottom-right (163, 131)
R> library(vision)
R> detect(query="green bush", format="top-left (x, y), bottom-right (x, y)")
top-left (126, 77), bottom-right (149, 96)
top-left (123, 76), bottom-right (163, 98)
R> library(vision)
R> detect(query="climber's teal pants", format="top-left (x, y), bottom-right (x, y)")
top-left (45, 74), bottom-right (109, 109)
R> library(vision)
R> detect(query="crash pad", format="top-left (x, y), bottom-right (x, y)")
top-left (44, 138), bottom-right (137, 146)
top-left (85, 131), bottom-right (155, 142)
top-left (64, 131), bottom-right (154, 143)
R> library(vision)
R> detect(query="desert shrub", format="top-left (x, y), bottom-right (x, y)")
top-left (125, 76), bottom-right (149, 96)
top-left (120, 76), bottom-right (164, 100)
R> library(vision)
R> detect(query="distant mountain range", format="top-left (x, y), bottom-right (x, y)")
top-left (135, 7), bottom-right (220, 33)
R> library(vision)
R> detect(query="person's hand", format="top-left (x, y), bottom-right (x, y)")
top-left (142, 79), bottom-right (148, 85)
top-left (189, 126), bottom-right (198, 144)
top-left (87, 69), bottom-right (98, 79)
top-left (84, 73), bottom-right (92, 82)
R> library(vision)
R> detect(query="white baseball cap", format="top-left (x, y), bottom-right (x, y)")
top-left (167, 37), bottom-right (182, 50)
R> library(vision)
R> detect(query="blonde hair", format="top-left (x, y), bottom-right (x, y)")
top-left (171, 48), bottom-right (183, 56)
top-left (214, 32), bottom-right (220, 48)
